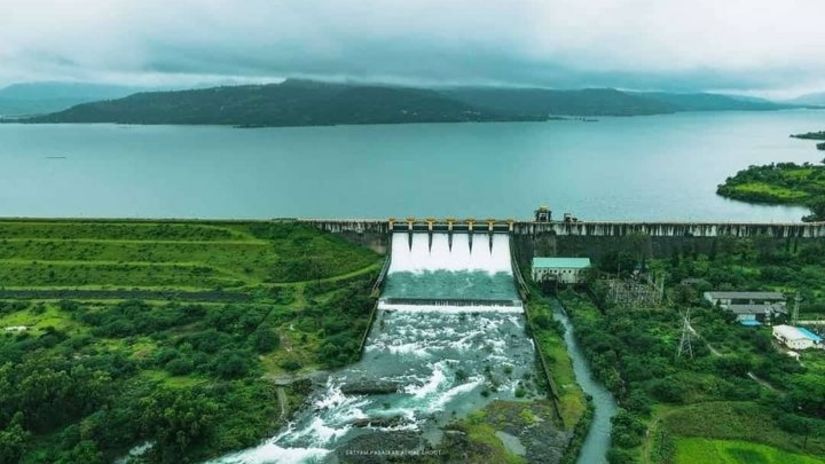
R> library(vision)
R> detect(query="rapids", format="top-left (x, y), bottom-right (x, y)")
top-left (215, 233), bottom-right (536, 464)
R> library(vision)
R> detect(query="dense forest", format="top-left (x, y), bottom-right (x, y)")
top-left (7, 79), bottom-right (807, 127)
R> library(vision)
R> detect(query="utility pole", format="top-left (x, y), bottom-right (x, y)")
top-left (793, 293), bottom-right (801, 325)
top-left (677, 309), bottom-right (693, 359)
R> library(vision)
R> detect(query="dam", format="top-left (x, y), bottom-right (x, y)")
top-left (300, 214), bottom-right (825, 264)
top-left (217, 232), bottom-right (543, 464)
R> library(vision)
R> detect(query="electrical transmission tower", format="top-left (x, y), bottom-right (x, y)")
top-left (677, 309), bottom-right (694, 359)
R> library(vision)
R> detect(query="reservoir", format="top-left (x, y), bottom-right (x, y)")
top-left (1, 110), bottom-right (823, 221)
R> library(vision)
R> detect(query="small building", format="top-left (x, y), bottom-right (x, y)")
top-left (703, 291), bottom-right (786, 308)
top-left (534, 205), bottom-right (552, 222)
top-left (727, 303), bottom-right (787, 324)
top-left (532, 257), bottom-right (591, 284)
top-left (704, 291), bottom-right (787, 324)
top-left (773, 325), bottom-right (823, 350)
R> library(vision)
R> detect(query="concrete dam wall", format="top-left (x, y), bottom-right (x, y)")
top-left (301, 219), bottom-right (825, 239)
top-left (302, 219), bottom-right (825, 264)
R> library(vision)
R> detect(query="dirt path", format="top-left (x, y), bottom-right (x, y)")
top-left (276, 387), bottom-right (288, 419)
top-left (688, 321), bottom-right (778, 392)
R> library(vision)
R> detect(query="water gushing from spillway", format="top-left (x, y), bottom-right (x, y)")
top-left (215, 233), bottom-right (536, 464)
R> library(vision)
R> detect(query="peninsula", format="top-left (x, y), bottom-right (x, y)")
top-left (716, 162), bottom-right (825, 221)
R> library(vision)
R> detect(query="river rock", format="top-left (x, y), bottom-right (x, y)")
top-left (341, 380), bottom-right (400, 395)
top-left (349, 415), bottom-right (406, 428)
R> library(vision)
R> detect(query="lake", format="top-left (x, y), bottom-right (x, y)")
top-left (1, 110), bottom-right (823, 220)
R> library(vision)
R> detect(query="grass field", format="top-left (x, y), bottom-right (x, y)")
top-left (656, 401), bottom-right (825, 459)
top-left (674, 438), bottom-right (825, 464)
top-left (0, 220), bottom-right (379, 290)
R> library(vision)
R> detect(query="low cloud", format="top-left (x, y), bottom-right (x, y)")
top-left (2, 0), bottom-right (825, 97)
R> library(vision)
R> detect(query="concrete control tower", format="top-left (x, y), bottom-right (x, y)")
top-left (534, 205), bottom-right (552, 222)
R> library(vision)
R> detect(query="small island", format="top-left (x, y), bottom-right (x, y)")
top-left (818, 142), bottom-right (825, 151)
top-left (717, 161), bottom-right (825, 221)
top-left (791, 131), bottom-right (825, 140)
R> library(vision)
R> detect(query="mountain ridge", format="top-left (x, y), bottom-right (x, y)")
top-left (6, 79), bottom-right (815, 127)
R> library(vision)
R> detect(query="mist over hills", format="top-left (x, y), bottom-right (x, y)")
top-left (5, 79), bottom-right (817, 127)
top-left (788, 92), bottom-right (825, 106)
top-left (0, 82), bottom-right (145, 117)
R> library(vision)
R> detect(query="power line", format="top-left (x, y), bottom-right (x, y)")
top-left (677, 308), bottom-right (693, 359)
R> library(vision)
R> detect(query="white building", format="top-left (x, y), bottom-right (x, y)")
top-left (772, 325), bottom-right (823, 350)
top-left (532, 257), bottom-right (591, 284)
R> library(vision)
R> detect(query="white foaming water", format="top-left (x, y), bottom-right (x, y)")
top-left (217, 425), bottom-right (331, 464)
top-left (388, 232), bottom-right (512, 274)
top-left (378, 301), bottom-right (524, 313)
top-left (426, 377), bottom-right (485, 413)
top-left (221, 442), bottom-right (330, 464)
top-left (404, 360), bottom-right (448, 398)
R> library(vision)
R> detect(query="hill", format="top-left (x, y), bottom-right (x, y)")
top-left (788, 91), bottom-right (825, 106)
top-left (637, 92), bottom-right (794, 111)
top-left (0, 82), bottom-right (145, 117)
top-left (11, 80), bottom-right (812, 127)
top-left (21, 79), bottom-right (545, 126)
top-left (443, 87), bottom-right (676, 116)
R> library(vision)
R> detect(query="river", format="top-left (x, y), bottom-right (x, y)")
top-left (215, 233), bottom-right (539, 464)
top-left (1, 110), bottom-right (823, 220)
top-left (552, 299), bottom-right (619, 464)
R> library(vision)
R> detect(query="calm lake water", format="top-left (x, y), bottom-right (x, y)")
top-left (1, 110), bottom-right (823, 220)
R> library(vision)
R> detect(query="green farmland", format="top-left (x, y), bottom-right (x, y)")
top-left (0, 219), bottom-right (382, 463)
top-left (674, 438), bottom-right (823, 464)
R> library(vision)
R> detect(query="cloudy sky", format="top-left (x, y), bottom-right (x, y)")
top-left (2, 0), bottom-right (825, 98)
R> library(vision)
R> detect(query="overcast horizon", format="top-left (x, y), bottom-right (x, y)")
top-left (2, 0), bottom-right (825, 99)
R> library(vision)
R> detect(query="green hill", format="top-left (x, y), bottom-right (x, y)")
top-left (11, 79), bottom-right (808, 127)
top-left (22, 79), bottom-right (544, 127)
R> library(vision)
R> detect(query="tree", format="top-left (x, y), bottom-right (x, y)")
top-left (0, 413), bottom-right (29, 464)
top-left (140, 389), bottom-right (218, 462)
top-left (778, 413), bottom-right (813, 450)
top-left (251, 328), bottom-right (280, 353)
top-left (58, 441), bottom-right (104, 464)
top-left (211, 351), bottom-right (251, 379)
top-left (803, 197), bottom-right (825, 222)
top-left (672, 284), bottom-right (697, 306)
